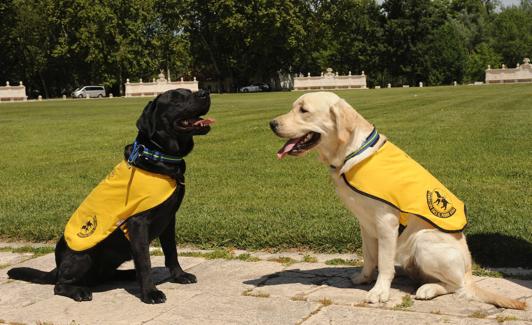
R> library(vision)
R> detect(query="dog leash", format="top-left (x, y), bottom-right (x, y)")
top-left (127, 140), bottom-right (183, 165)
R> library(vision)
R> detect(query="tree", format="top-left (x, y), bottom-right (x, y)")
top-left (381, 0), bottom-right (449, 85)
top-left (422, 19), bottom-right (469, 85)
top-left (465, 42), bottom-right (501, 82)
top-left (154, 1), bottom-right (192, 80)
top-left (295, 0), bottom-right (386, 86)
top-left (490, 5), bottom-right (532, 67)
top-left (0, 0), bottom-right (18, 84)
top-left (0, 0), bottom-right (54, 97)
top-left (179, 0), bottom-right (306, 91)
top-left (1, 0), bottom-right (530, 95)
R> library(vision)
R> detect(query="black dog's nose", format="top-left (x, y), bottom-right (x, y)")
top-left (269, 120), bottom-right (279, 132)
top-left (196, 89), bottom-right (209, 98)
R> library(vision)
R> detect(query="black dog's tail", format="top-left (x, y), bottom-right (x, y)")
top-left (7, 267), bottom-right (57, 284)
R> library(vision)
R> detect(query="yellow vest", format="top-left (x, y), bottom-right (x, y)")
top-left (64, 161), bottom-right (177, 251)
top-left (343, 142), bottom-right (467, 232)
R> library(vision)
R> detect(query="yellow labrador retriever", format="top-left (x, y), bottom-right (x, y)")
top-left (270, 91), bottom-right (526, 310)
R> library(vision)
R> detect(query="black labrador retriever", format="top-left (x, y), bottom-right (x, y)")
top-left (8, 88), bottom-right (213, 304)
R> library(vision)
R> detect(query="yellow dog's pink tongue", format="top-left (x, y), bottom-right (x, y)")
top-left (277, 138), bottom-right (299, 159)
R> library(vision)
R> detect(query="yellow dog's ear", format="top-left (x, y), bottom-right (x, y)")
top-left (330, 99), bottom-right (356, 144)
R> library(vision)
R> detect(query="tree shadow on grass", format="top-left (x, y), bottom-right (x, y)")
top-left (467, 233), bottom-right (532, 268)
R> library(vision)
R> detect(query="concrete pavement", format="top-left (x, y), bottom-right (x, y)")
top-left (0, 246), bottom-right (530, 325)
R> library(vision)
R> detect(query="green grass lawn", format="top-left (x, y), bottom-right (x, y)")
top-left (0, 85), bottom-right (531, 267)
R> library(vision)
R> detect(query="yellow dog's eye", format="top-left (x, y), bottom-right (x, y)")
top-left (300, 107), bottom-right (308, 113)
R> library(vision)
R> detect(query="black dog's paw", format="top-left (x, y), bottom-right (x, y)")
top-left (172, 271), bottom-right (197, 284)
top-left (73, 287), bottom-right (93, 302)
top-left (55, 284), bottom-right (92, 302)
top-left (142, 289), bottom-right (167, 304)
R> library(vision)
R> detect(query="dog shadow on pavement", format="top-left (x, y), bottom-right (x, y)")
top-left (243, 266), bottom-right (419, 293)
top-left (91, 266), bottom-right (174, 298)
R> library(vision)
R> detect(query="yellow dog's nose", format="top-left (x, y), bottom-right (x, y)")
top-left (269, 119), bottom-right (279, 132)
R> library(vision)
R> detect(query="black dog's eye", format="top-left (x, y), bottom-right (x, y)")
top-left (300, 107), bottom-right (308, 113)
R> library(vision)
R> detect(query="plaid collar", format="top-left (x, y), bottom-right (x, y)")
top-left (127, 140), bottom-right (183, 165)
top-left (329, 128), bottom-right (380, 171)
top-left (343, 128), bottom-right (380, 165)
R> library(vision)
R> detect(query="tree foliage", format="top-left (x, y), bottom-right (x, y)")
top-left (0, 0), bottom-right (530, 96)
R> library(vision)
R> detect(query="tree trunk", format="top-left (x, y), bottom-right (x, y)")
top-left (39, 70), bottom-right (49, 99)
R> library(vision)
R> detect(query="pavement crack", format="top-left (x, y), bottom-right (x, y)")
top-left (142, 292), bottom-right (203, 324)
top-left (296, 304), bottom-right (325, 325)
top-left (303, 284), bottom-right (328, 296)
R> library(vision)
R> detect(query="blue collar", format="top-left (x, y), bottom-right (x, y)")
top-left (343, 128), bottom-right (380, 164)
top-left (330, 128), bottom-right (380, 171)
top-left (127, 140), bottom-right (183, 165)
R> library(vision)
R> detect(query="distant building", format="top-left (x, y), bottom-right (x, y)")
top-left (485, 58), bottom-right (532, 84)
top-left (293, 68), bottom-right (367, 91)
top-left (125, 71), bottom-right (198, 97)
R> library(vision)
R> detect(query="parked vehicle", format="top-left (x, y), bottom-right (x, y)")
top-left (72, 86), bottom-right (106, 98)
top-left (239, 83), bottom-right (270, 93)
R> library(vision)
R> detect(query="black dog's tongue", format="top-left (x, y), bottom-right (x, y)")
top-left (193, 118), bottom-right (215, 127)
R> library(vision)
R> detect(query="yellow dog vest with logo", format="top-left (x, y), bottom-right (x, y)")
top-left (64, 161), bottom-right (177, 251)
top-left (342, 141), bottom-right (467, 232)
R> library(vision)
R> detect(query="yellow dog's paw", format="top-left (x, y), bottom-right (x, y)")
top-left (351, 272), bottom-right (373, 285)
top-left (365, 286), bottom-right (390, 303)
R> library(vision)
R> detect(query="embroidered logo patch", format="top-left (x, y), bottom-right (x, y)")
top-left (426, 189), bottom-right (456, 218)
top-left (77, 215), bottom-right (97, 238)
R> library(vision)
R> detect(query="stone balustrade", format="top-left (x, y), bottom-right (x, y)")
top-left (125, 71), bottom-right (199, 97)
top-left (293, 68), bottom-right (367, 91)
top-left (0, 81), bottom-right (27, 102)
top-left (485, 58), bottom-right (532, 84)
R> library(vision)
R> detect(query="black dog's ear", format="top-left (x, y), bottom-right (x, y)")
top-left (136, 101), bottom-right (155, 137)
top-left (136, 96), bottom-right (161, 137)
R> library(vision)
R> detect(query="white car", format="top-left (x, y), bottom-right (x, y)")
top-left (239, 84), bottom-right (270, 93)
top-left (72, 86), bottom-right (106, 98)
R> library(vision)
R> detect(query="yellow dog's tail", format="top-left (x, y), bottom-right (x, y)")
top-left (465, 273), bottom-right (527, 310)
